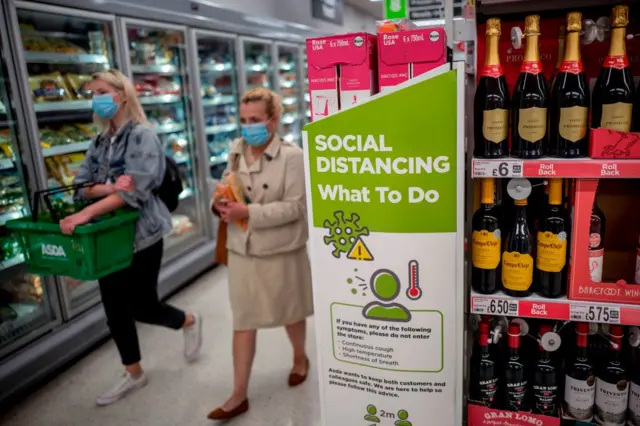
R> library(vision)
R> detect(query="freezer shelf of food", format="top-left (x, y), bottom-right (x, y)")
top-left (33, 100), bottom-right (93, 113)
top-left (24, 52), bottom-right (109, 64)
top-left (42, 141), bottom-right (91, 157)
top-left (201, 63), bottom-right (233, 73)
top-left (202, 95), bottom-right (235, 107)
top-left (131, 64), bottom-right (180, 74)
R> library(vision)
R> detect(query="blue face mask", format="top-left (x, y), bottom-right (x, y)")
top-left (241, 122), bottom-right (271, 147)
top-left (92, 93), bottom-right (120, 119)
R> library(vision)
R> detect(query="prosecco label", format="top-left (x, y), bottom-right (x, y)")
top-left (518, 107), bottom-right (547, 143)
top-left (559, 106), bottom-right (588, 142)
top-left (482, 109), bottom-right (509, 143)
top-left (564, 375), bottom-right (596, 420)
top-left (602, 55), bottom-right (630, 70)
top-left (502, 252), bottom-right (534, 291)
top-left (480, 64), bottom-right (505, 78)
top-left (595, 379), bottom-right (629, 425)
top-left (559, 60), bottom-right (585, 74)
top-left (472, 230), bottom-right (501, 269)
top-left (520, 61), bottom-right (543, 75)
top-left (601, 102), bottom-right (633, 132)
top-left (536, 231), bottom-right (567, 273)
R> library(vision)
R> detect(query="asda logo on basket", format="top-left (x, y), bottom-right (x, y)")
top-left (42, 244), bottom-right (66, 257)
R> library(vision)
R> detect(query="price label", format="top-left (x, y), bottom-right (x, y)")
top-left (570, 304), bottom-right (621, 324)
top-left (473, 160), bottom-right (524, 178)
top-left (472, 297), bottom-right (519, 316)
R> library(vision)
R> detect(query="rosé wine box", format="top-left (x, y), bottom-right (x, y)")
top-left (306, 33), bottom-right (377, 122)
top-left (377, 27), bottom-right (448, 92)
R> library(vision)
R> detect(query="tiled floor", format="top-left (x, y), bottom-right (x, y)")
top-left (1, 267), bottom-right (321, 426)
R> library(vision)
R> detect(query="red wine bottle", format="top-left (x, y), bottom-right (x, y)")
top-left (472, 178), bottom-right (501, 294)
top-left (592, 5), bottom-right (636, 133)
top-left (503, 322), bottom-right (529, 411)
top-left (628, 346), bottom-right (640, 425)
top-left (535, 178), bottom-right (569, 298)
top-left (511, 15), bottom-right (548, 159)
top-left (502, 198), bottom-right (534, 297)
top-left (470, 321), bottom-right (500, 407)
top-left (564, 322), bottom-right (595, 421)
top-left (474, 18), bottom-right (510, 158)
top-left (594, 325), bottom-right (628, 425)
top-left (532, 324), bottom-right (558, 415)
top-left (635, 235), bottom-right (640, 284)
top-left (549, 12), bottom-right (589, 158)
top-left (589, 202), bottom-right (606, 282)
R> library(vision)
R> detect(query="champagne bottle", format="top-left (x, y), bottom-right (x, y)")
top-left (549, 25), bottom-right (566, 94)
top-left (511, 15), bottom-right (548, 159)
top-left (549, 12), bottom-right (590, 158)
top-left (474, 18), bottom-right (510, 158)
top-left (535, 178), bottom-right (569, 298)
top-left (502, 197), bottom-right (535, 297)
top-left (472, 178), bottom-right (502, 294)
top-left (592, 5), bottom-right (636, 132)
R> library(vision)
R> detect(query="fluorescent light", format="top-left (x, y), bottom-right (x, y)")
top-left (244, 15), bottom-right (287, 29)
top-left (370, 0), bottom-right (383, 2)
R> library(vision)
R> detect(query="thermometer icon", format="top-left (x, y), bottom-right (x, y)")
top-left (406, 260), bottom-right (422, 300)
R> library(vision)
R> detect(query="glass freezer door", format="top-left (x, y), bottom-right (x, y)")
top-left (195, 32), bottom-right (239, 180)
top-left (242, 39), bottom-right (274, 92)
top-left (14, 5), bottom-right (120, 318)
top-left (124, 20), bottom-right (205, 260)
top-left (276, 44), bottom-right (303, 146)
top-left (0, 18), bottom-right (59, 357)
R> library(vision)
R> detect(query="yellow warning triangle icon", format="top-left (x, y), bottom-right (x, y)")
top-left (347, 237), bottom-right (374, 261)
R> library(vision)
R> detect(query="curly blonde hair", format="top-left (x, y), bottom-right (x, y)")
top-left (91, 69), bottom-right (150, 131)
top-left (241, 88), bottom-right (284, 119)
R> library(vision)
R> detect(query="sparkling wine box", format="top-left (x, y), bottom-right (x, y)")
top-left (377, 27), bottom-right (448, 92)
top-left (306, 33), bottom-right (377, 122)
top-left (567, 179), bottom-right (640, 304)
top-left (468, 403), bottom-right (561, 426)
top-left (589, 129), bottom-right (640, 159)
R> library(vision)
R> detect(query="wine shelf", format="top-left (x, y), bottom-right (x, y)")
top-left (472, 157), bottom-right (640, 179)
top-left (470, 290), bottom-right (640, 325)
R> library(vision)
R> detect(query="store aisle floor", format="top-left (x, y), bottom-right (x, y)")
top-left (1, 267), bottom-right (322, 426)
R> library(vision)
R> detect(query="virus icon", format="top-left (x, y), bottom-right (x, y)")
top-left (323, 211), bottom-right (370, 258)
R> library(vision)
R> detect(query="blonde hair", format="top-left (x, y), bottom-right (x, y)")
top-left (91, 69), bottom-right (150, 132)
top-left (241, 88), bottom-right (283, 119)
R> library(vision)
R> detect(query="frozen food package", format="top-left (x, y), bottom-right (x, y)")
top-left (60, 125), bottom-right (89, 142)
top-left (75, 123), bottom-right (99, 137)
top-left (30, 72), bottom-right (73, 103)
top-left (46, 38), bottom-right (85, 54)
top-left (65, 73), bottom-right (93, 99)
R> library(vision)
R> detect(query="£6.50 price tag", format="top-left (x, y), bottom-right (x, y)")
top-left (472, 297), bottom-right (519, 316)
top-left (473, 160), bottom-right (524, 178)
top-left (570, 304), bottom-right (621, 324)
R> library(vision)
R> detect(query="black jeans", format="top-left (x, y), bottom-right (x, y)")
top-left (98, 239), bottom-right (185, 365)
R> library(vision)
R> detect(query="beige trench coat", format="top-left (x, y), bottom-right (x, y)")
top-left (212, 135), bottom-right (314, 330)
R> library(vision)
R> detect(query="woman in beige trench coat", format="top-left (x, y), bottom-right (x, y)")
top-left (208, 88), bottom-right (314, 421)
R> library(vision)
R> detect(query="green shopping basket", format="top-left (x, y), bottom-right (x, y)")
top-left (5, 183), bottom-right (139, 281)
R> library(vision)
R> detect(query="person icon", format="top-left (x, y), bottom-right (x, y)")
top-left (364, 404), bottom-right (381, 423)
top-left (394, 409), bottom-right (412, 426)
top-left (362, 269), bottom-right (411, 322)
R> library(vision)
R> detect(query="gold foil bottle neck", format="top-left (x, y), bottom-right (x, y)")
top-left (524, 15), bottom-right (541, 35)
top-left (558, 25), bottom-right (566, 39)
top-left (486, 18), bottom-right (501, 36)
top-left (610, 5), bottom-right (629, 28)
top-left (567, 12), bottom-right (582, 32)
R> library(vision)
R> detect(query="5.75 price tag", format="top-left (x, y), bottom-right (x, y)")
top-left (472, 297), bottom-right (519, 316)
top-left (473, 159), bottom-right (524, 178)
top-left (570, 304), bottom-right (621, 324)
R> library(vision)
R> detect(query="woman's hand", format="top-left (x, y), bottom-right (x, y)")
top-left (60, 210), bottom-right (92, 235)
top-left (219, 201), bottom-right (249, 222)
top-left (115, 175), bottom-right (135, 192)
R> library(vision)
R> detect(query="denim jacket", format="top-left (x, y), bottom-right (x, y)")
top-left (74, 121), bottom-right (173, 252)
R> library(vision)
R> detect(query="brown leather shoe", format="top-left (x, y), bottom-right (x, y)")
top-left (206, 399), bottom-right (249, 420)
top-left (288, 358), bottom-right (310, 387)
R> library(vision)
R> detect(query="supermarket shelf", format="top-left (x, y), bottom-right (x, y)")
top-left (246, 64), bottom-right (269, 73)
top-left (43, 141), bottom-right (91, 157)
top-left (201, 63), bottom-right (233, 73)
top-left (131, 64), bottom-right (180, 74)
top-left (0, 158), bottom-right (16, 170)
top-left (470, 290), bottom-right (640, 326)
top-left (282, 96), bottom-right (298, 106)
top-left (0, 211), bottom-right (23, 227)
top-left (25, 52), bottom-right (108, 65)
top-left (202, 95), bottom-right (235, 107)
top-left (279, 62), bottom-right (295, 71)
top-left (280, 80), bottom-right (296, 88)
top-left (471, 157), bottom-right (640, 179)
top-left (0, 254), bottom-right (25, 272)
top-left (179, 188), bottom-right (193, 200)
top-left (282, 113), bottom-right (300, 124)
top-left (205, 123), bottom-right (238, 135)
top-left (34, 100), bottom-right (92, 113)
top-left (139, 94), bottom-right (182, 105)
top-left (155, 123), bottom-right (185, 134)
top-left (210, 153), bottom-right (229, 166)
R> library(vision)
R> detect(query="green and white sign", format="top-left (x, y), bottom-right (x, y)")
top-left (384, 0), bottom-right (408, 19)
top-left (303, 64), bottom-right (464, 425)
